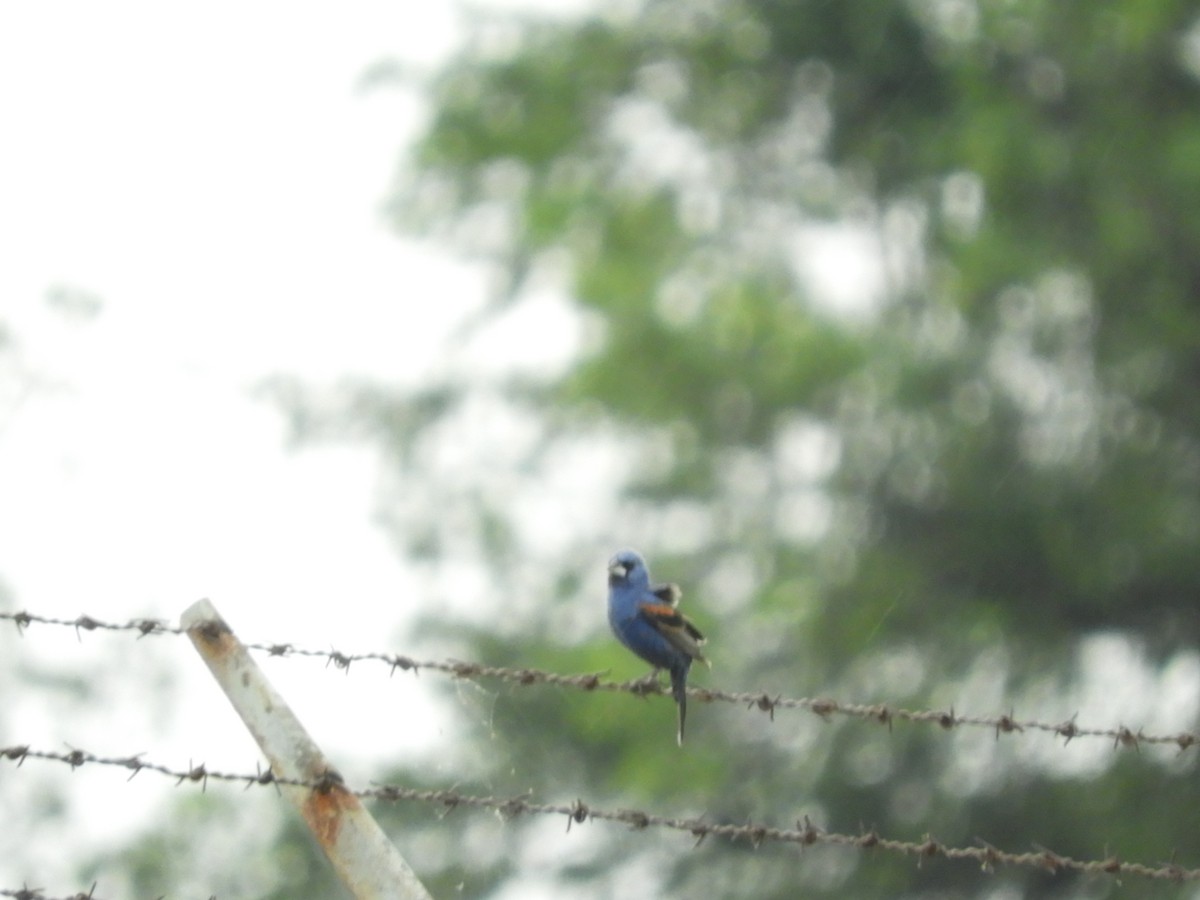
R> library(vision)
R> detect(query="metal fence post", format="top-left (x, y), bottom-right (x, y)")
top-left (181, 599), bottom-right (432, 900)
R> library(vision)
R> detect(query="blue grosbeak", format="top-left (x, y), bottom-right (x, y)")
top-left (607, 549), bottom-right (709, 745)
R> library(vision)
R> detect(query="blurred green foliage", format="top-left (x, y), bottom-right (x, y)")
top-left (266, 1), bottom-right (1200, 896)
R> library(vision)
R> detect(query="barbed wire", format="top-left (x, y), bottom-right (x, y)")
top-left (3, 609), bottom-right (1197, 754)
top-left (2, 883), bottom-right (215, 900)
top-left (0, 611), bottom-right (184, 638)
top-left (1, 887), bottom-right (100, 900)
top-left (3, 744), bottom-right (1197, 885)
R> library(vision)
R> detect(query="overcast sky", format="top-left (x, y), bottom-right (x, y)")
top-left (0, 2), bottom-right (529, 891)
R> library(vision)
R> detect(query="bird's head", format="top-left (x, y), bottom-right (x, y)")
top-left (608, 549), bottom-right (649, 588)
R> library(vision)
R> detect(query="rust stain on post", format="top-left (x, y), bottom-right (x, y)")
top-left (305, 782), bottom-right (356, 848)
top-left (188, 616), bottom-right (237, 660)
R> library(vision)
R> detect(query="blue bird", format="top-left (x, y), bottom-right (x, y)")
top-left (607, 549), bottom-right (709, 745)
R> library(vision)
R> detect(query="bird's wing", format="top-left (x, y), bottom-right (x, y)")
top-left (637, 601), bottom-right (710, 666)
top-left (651, 582), bottom-right (682, 607)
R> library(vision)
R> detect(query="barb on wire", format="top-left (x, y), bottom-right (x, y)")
top-left (3, 609), bottom-right (1197, 753)
top-left (3, 744), bottom-right (1197, 884)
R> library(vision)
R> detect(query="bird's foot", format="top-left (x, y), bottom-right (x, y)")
top-left (629, 670), bottom-right (665, 697)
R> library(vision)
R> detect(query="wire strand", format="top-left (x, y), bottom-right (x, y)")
top-left (3, 744), bottom-right (1196, 885)
top-left (1, 886), bottom-right (99, 900)
top-left (3, 609), bottom-right (1195, 753)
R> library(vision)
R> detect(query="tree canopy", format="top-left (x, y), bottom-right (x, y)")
top-left (259, 1), bottom-right (1200, 896)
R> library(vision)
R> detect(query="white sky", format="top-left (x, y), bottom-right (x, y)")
top-left (0, 0), bottom-right (464, 616)
top-left (0, 1), bottom-right (508, 892)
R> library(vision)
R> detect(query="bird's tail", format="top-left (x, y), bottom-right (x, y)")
top-left (671, 664), bottom-right (690, 746)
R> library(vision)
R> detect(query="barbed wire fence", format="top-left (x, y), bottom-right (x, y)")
top-left (2, 608), bottom-right (1198, 899)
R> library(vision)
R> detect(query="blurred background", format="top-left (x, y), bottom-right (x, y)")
top-left (2, 1), bottom-right (1199, 897)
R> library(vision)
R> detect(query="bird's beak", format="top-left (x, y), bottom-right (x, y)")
top-left (608, 561), bottom-right (627, 578)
